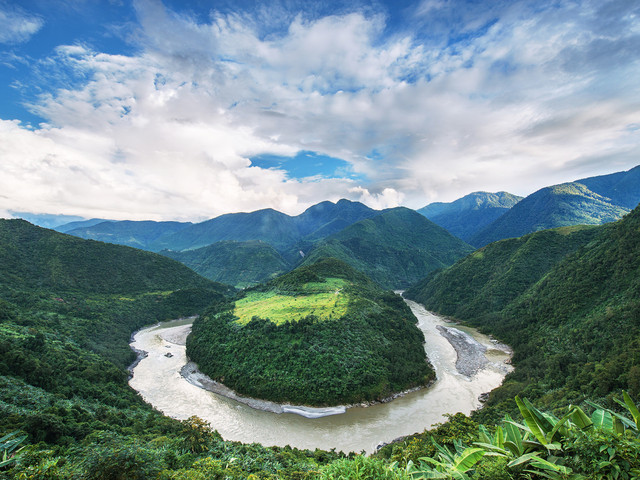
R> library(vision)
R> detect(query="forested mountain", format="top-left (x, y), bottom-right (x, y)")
top-left (0, 219), bottom-right (214, 294)
top-left (301, 207), bottom-right (474, 289)
top-left (66, 219), bottom-right (192, 250)
top-left (0, 220), bottom-right (231, 455)
top-left (148, 199), bottom-right (378, 254)
top-left (418, 191), bottom-right (522, 242)
top-left (187, 258), bottom-right (434, 406)
top-left (470, 165), bottom-right (640, 246)
top-left (53, 218), bottom-right (111, 233)
top-left (580, 164), bottom-right (640, 209)
top-left (161, 240), bottom-right (290, 288)
top-left (405, 224), bottom-right (600, 322)
top-left (406, 205), bottom-right (640, 416)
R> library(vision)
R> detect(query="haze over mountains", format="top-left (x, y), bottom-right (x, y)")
top-left (15, 164), bottom-right (640, 289)
top-left (1, 167), bottom-right (640, 478)
top-left (417, 191), bottom-right (522, 243)
top-left (419, 165), bottom-right (640, 247)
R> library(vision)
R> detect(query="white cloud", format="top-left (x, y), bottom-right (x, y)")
top-left (2, 0), bottom-right (639, 219)
top-left (0, 5), bottom-right (43, 44)
top-left (349, 186), bottom-right (404, 210)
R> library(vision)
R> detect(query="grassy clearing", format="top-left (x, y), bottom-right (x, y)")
top-left (234, 278), bottom-right (350, 325)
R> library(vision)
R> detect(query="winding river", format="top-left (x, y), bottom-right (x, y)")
top-left (129, 299), bottom-right (511, 453)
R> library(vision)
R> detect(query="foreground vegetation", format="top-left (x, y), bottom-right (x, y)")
top-left (187, 258), bottom-right (435, 406)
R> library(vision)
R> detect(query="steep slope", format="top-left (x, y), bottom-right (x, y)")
top-left (187, 258), bottom-right (434, 406)
top-left (0, 219), bottom-right (218, 294)
top-left (161, 240), bottom-right (290, 288)
top-left (301, 207), bottom-right (474, 289)
top-left (405, 224), bottom-right (600, 321)
top-left (579, 164), bottom-right (640, 209)
top-left (66, 220), bottom-right (192, 250)
top-left (0, 220), bottom-right (231, 447)
top-left (418, 191), bottom-right (522, 242)
top-left (470, 182), bottom-right (630, 247)
top-left (407, 205), bottom-right (640, 412)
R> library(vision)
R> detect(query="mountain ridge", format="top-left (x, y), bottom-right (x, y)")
top-left (418, 191), bottom-right (522, 242)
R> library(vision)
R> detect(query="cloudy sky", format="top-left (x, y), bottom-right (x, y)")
top-left (1, 0), bottom-right (639, 221)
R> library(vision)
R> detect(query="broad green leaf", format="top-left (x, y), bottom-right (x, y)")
top-left (507, 451), bottom-right (541, 468)
top-left (495, 426), bottom-right (505, 448)
top-left (592, 409), bottom-right (614, 432)
top-left (472, 442), bottom-right (509, 456)
top-left (547, 409), bottom-right (573, 443)
top-left (453, 448), bottom-right (485, 472)
top-left (478, 425), bottom-right (491, 444)
top-left (503, 440), bottom-right (522, 457)
top-left (516, 396), bottom-right (548, 446)
top-left (503, 416), bottom-right (524, 455)
top-left (529, 456), bottom-right (572, 473)
top-left (613, 417), bottom-right (625, 435)
top-left (524, 397), bottom-right (557, 433)
top-left (570, 406), bottom-right (594, 431)
top-left (623, 391), bottom-right (640, 429)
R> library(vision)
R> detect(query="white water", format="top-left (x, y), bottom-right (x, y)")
top-left (129, 299), bottom-right (511, 453)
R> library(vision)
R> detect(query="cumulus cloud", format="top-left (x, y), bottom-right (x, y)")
top-left (1, 0), bottom-right (639, 219)
top-left (0, 4), bottom-right (43, 44)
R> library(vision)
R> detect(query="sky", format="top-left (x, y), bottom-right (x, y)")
top-left (0, 0), bottom-right (639, 222)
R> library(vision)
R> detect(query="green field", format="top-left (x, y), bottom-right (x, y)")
top-left (234, 278), bottom-right (350, 324)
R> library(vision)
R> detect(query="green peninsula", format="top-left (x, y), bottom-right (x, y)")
top-left (187, 258), bottom-right (434, 406)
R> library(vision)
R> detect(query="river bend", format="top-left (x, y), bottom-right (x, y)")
top-left (128, 299), bottom-right (511, 453)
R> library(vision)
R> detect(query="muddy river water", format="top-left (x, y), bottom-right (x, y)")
top-left (129, 298), bottom-right (511, 453)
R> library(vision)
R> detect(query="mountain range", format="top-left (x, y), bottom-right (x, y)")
top-left (406, 203), bottom-right (640, 413)
top-left (21, 164), bottom-right (640, 289)
top-left (417, 191), bottom-right (522, 243)
top-left (418, 165), bottom-right (640, 247)
top-left (301, 207), bottom-right (473, 289)
top-left (468, 165), bottom-right (640, 246)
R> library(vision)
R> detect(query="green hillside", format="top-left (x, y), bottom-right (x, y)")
top-left (66, 219), bottom-right (192, 250)
top-left (0, 220), bottom-right (231, 452)
top-left (418, 191), bottom-right (522, 242)
top-left (580, 164), bottom-right (640, 209)
top-left (470, 182), bottom-right (630, 247)
top-left (148, 199), bottom-right (378, 254)
top-left (0, 219), bottom-right (215, 294)
top-left (187, 258), bottom-right (435, 406)
top-left (161, 240), bottom-right (290, 288)
top-left (406, 205), bottom-right (640, 416)
top-left (301, 207), bottom-right (474, 289)
top-left (405, 224), bottom-right (600, 319)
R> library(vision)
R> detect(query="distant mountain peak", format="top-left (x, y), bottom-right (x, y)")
top-left (417, 191), bottom-right (522, 243)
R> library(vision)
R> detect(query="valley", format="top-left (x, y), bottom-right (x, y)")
top-left (1, 164), bottom-right (639, 478)
top-left (128, 299), bottom-right (512, 454)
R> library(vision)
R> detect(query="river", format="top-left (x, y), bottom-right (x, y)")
top-left (128, 299), bottom-right (511, 454)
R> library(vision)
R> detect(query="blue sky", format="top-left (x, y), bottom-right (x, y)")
top-left (0, 0), bottom-right (639, 220)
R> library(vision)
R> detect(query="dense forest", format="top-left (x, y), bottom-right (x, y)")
top-left (187, 258), bottom-right (434, 406)
top-left (300, 207), bottom-right (473, 289)
top-left (406, 205), bottom-right (640, 420)
top-left (2, 198), bottom-right (640, 478)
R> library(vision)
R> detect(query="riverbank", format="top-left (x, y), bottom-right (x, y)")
top-left (128, 303), bottom-right (513, 453)
top-left (181, 362), bottom-right (347, 418)
top-left (135, 314), bottom-right (503, 419)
